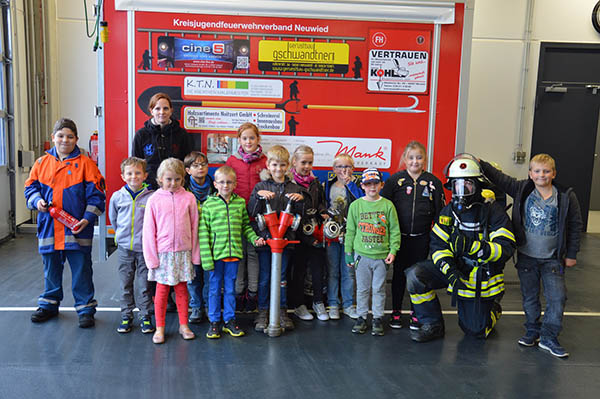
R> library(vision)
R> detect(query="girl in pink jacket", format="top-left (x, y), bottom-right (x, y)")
top-left (143, 158), bottom-right (200, 344)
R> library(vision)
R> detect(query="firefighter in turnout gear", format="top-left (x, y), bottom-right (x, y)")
top-left (405, 154), bottom-right (516, 342)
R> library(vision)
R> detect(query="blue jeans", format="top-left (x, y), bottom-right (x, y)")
top-left (208, 259), bottom-right (239, 323)
top-left (39, 250), bottom-right (97, 315)
top-left (516, 253), bottom-right (567, 339)
top-left (187, 265), bottom-right (209, 309)
top-left (257, 248), bottom-right (291, 310)
top-left (326, 241), bottom-right (355, 308)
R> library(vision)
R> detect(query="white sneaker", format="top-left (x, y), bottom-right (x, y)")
top-left (328, 306), bottom-right (341, 320)
top-left (294, 305), bottom-right (314, 321)
top-left (343, 306), bottom-right (359, 319)
top-left (312, 302), bottom-right (330, 321)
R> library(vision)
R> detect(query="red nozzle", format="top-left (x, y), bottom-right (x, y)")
top-left (263, 212), bottom-right (279, 239)
top-left (277, 211), bottom-right (295, 237)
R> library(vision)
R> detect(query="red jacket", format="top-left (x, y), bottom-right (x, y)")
top-left (226, 153), bottom-right (267, 205)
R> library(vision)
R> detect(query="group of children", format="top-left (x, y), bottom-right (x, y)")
top-left (108, 123), bottom-right (383, 342)
top-left (25, 94), bottom-right (581, 356)
top-left (108, 118), bottom-right (428, 343)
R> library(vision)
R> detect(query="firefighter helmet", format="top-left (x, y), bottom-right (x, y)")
top-left (444, 154), bottom-right (484, 212)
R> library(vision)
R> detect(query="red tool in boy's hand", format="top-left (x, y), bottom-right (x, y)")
top-left (48, 203), bottom-right (80, 230)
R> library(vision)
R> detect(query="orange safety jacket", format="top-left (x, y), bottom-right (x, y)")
top-left (24, 147), bottom-right (106, 253)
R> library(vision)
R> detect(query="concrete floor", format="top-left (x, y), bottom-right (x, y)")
top-left (0, 234), bottom-right (599, 398)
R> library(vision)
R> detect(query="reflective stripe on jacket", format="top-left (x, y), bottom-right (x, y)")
top-left (24, 147), bottom-right (105, 253)
top-left (430, 202), bottom-right (516, 300)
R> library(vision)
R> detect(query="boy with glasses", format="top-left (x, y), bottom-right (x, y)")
top-left (324, 154), bottom-right (364, 319)
top-left (199, 166), bottom-right (265, 338)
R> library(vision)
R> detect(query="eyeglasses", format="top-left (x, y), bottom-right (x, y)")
top-left (334, 165), bottom-right (353, 170)
top-left (191, 162), bottom-right (208, 168)
top-left (215, 180), bottom-right (235, 186)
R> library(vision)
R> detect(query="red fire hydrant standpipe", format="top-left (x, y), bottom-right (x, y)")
top-left (256, 199), bottom-right (301, 337)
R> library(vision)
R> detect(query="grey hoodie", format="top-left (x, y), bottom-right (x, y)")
top-left (109, 185), bottom-right (154, 252)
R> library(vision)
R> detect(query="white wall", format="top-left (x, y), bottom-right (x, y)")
top-left (11, 0), bottom-right (99, 225)
top-left (10, 0), bottom-right (98, 225)
top-left (48, 0), bottom-right (98, 151)
top-left (464, 0), bottom-right (600, 179)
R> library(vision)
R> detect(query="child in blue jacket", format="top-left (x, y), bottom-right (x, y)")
top-left (25, 118), bottom-right (105, 328)
top-left (324, 153), bottom-right (364, 320)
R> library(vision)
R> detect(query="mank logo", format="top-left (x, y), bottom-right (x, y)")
top-left (317, 140), bottom-right (387, 161)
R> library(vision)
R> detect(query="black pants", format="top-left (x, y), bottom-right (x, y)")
top-left (457, 298), bottom-right (498, 338)
top-left (392, 234), bottom-right (430, 311)
top-left (289, 243), bottom-right (326, 307)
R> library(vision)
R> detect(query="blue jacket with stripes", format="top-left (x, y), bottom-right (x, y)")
top-left (430, 201), bottom-right (516, 300)
top-left (24, 147), bottom-right (106, 254)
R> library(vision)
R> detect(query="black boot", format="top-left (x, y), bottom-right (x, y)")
top-left (31, 307), bottom-right (58, 323)
top-left (410, 322), bottom-right (445, 343)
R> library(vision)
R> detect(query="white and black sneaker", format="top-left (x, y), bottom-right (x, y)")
top-left (312, 302), bottom-right (329, 321)
top-left (294, 305), bottom-right (314, 320)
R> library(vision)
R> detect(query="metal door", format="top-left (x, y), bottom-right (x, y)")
top-left (531, 42), bottom-right (600, 231)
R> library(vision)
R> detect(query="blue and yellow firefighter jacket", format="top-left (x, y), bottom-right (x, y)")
top-left (430, 201), bottom-right (516, 300)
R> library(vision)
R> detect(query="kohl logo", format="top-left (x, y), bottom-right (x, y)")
top-left (317, 140), bottom-right (387, 162)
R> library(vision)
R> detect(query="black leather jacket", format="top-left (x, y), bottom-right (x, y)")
top-left (248, 173), bottom-right (305, 243)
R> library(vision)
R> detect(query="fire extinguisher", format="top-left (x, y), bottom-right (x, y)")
top-left (89, 130), bottom-right (99, 164)
top-left (48, 204), bottom-right (80, 230)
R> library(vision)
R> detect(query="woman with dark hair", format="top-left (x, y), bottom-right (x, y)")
top-left (133, 92), bottom-right (193, 189)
